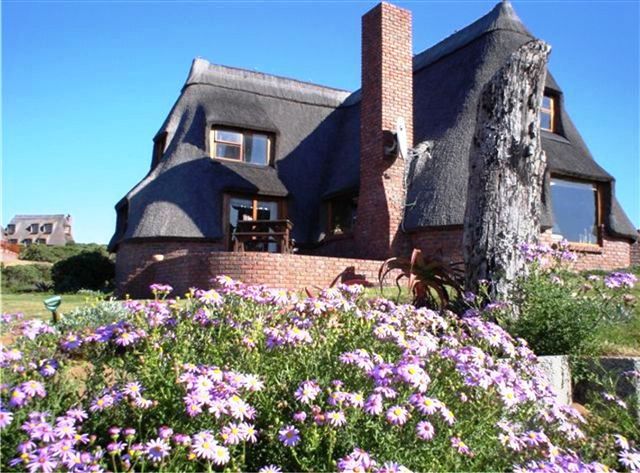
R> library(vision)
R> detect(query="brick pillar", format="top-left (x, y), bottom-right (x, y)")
top-left (356, 2), bottom-right (413, 260)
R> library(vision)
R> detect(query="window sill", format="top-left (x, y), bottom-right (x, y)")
top-left (323, 232), bottom-right (354, 243)
top-left (211, 157), bottom-right (271, 168)
top-left (567, 242), bottom-right (602, 254)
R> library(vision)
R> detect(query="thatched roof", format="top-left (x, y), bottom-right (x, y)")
top-left (109, 1), bottom-right (636, 251)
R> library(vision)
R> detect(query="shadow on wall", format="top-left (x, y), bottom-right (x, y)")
top-left (116, 246), bottom-right (386, 299)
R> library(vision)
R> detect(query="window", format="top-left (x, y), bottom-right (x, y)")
top-left (22, 238), bottom-right (33, 245)
top-left (225, 195), bottom-right (281, 251)
top-left (327, 195), bottom-right (358, 236)
top-left (6, 224), bottom-right (15, 235)
top-left (29, 224), bottom-right (39, 234)
top-left (36, 238), bottom-right (47, 244)
top-left (211, 128), bottom-right (271, 165)
top-left (8, 239), bottom-right (18, 244)
top-left (41, 223), bottom-right (53, 234)
top-left (551, 177), bottom-right (600, 245)
top-left (540, 95), bottom-right (555, 132)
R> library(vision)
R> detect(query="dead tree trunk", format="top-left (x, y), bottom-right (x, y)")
top-left (463, 40), bottom-right (551, 301)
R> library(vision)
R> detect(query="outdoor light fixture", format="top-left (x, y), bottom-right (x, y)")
top-left (43, 295), bottom-right (62, 324)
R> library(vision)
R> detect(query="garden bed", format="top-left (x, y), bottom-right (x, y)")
top-left (1, 278), bottom-right (638, 472)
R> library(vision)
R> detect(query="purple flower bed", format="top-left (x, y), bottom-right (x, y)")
top-left (0, 276), bottom-right (638, 472)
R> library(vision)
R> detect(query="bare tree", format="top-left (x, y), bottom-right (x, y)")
top-left (464, 40), bottom-right (551, 300)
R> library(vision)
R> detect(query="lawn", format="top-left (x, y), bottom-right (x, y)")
top-left (592, 268), bottom-right (640, 356)
top-left (0, 292), bottom-right (88, 320)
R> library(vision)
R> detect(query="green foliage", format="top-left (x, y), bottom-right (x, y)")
top-left (3, 282), bottom-right (631, 472)
top-left (0, 263), bottom-right (52, 293)
top-left (502, 267), bottom-right (637, 357)
top-left (51, 251), bottom-right (115, 293)
top-left (19, 243), bottom-right (108, 264)
top-left (379, 248), bottom-right (464, 309)
top-left (57, 298), bottom-right (127, 332)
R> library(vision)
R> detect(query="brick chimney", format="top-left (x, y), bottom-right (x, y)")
top-left (356, 2), bottom-right (413, 260)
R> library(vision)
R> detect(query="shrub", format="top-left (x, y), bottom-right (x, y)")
top-left (57, 297), bottom-right (128, 332)
top-left (0, 263), bottom-right (52, 293)
top-left (1, 278), bottom-right (637, 472)
top-left (20, 243), bottom-right (108, 264)
top-left (500, 243), bottom-right (637, 356)
top-left (51, 251), bottom-right (115, 293)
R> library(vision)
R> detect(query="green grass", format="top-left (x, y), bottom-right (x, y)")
top-left (0, 292), bottom-right (88, 319)
top-left (592, 268), bottom-right (640, 356)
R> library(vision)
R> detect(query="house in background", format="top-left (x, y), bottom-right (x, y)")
top-left (5, 214), bottom-right (74, 246)
top-left (110, 1), bottom-right (637, 297)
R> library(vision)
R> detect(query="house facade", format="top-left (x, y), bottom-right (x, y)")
top-left (110, 1), bottom-right (637, 297)
top-left (5, 214), bottom-right (74, 246)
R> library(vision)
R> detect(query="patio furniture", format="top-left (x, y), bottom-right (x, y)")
top-left (233, 219), bottom-right (294, 253)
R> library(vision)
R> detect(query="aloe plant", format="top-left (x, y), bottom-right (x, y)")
top-left (378, 249), bottom-right (464, 309)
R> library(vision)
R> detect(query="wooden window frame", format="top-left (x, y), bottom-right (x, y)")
top-left (540, 95), bottom-right (555, 132)
top-left (222, 193), bottom-right (286, 250)
top-left (210, 127), bottom-right (272, 166)
top-left (550, 176), bottom-right (603, 248)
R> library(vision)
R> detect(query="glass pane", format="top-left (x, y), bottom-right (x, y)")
top-left (216, 143), bottom-right (241, 160)
top-left (215, 130), bottom-right (242, 144)
top-left (244, 134), bottom-right (269, 165)
top-left (542, 96), bottom-right (552, 109)
top-left (229, 197), bottom-right (254, 241)
top-left (330, 196), bottom-right (357, 234)
top-left (257, 200), bottom-right (279, 252)
top-left (551, 178), bottom-right (597, 244)
top-left (540, 112), bottom-right (552, 130)
top-left (256, 200), bottom-right (278, 220)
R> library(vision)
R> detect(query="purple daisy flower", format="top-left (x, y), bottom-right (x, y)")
top-left (191, 431), bottom-right (217, 460)
top-left (327, 411), bottom-right (347, 427)
top-left (27, 452), bottom-right (58, 473)
top-left (0, 410), bottom-right (14, 429)
top-left (145, 438), bottom-right (170, 463)
top-left (385, 405), bottom-right (409, 426)
top-left (416, 421), bottom-right (435, 441)
top-left (294, 380), bottom-right (321, 404)
top-left (278, 425), bottom-right (301, 447)
top-left (259, 465), bottom-right (283, 473)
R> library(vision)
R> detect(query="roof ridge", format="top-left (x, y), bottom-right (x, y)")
top-left (413, 0), bottom-right (533, 72)
top-left (185, 58), bottom-right (353, 105)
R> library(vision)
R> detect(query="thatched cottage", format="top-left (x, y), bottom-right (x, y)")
top-left (110, 1), bottom-right (637, 297)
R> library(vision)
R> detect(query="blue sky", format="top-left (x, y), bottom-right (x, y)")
top-left (3, 0), bottom-right (638, 244)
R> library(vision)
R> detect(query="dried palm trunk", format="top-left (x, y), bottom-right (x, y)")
top-left (464, 40), bottom-right (551, 300)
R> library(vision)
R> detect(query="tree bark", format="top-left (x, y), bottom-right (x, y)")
top-left (463, 40), bottom-right (551, 300)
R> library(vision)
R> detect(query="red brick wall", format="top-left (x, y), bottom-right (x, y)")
top-left (539, 229), bottom-right (632, 271)
top-left (115, 241), bottom-right (387, 298)
top-left (631, 230), bottom-right (640, 267)
top-left (356, 2), bottom-right (413, 260)
top-left (408, 227), bottom-right (632, 271)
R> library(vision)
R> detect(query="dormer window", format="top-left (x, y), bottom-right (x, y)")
top-left (540, 95), bottom-right (555, 132)
top-left (41, 223), bottom-right (53, 234)
top-left (210, 128), bottom-right (271, 166)
top-left (29, 224), bottom-right (39, 234)
top-left (153, 132), bottom-right (167, 165)
top-left (6, 224), bottom-right (15, 235)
